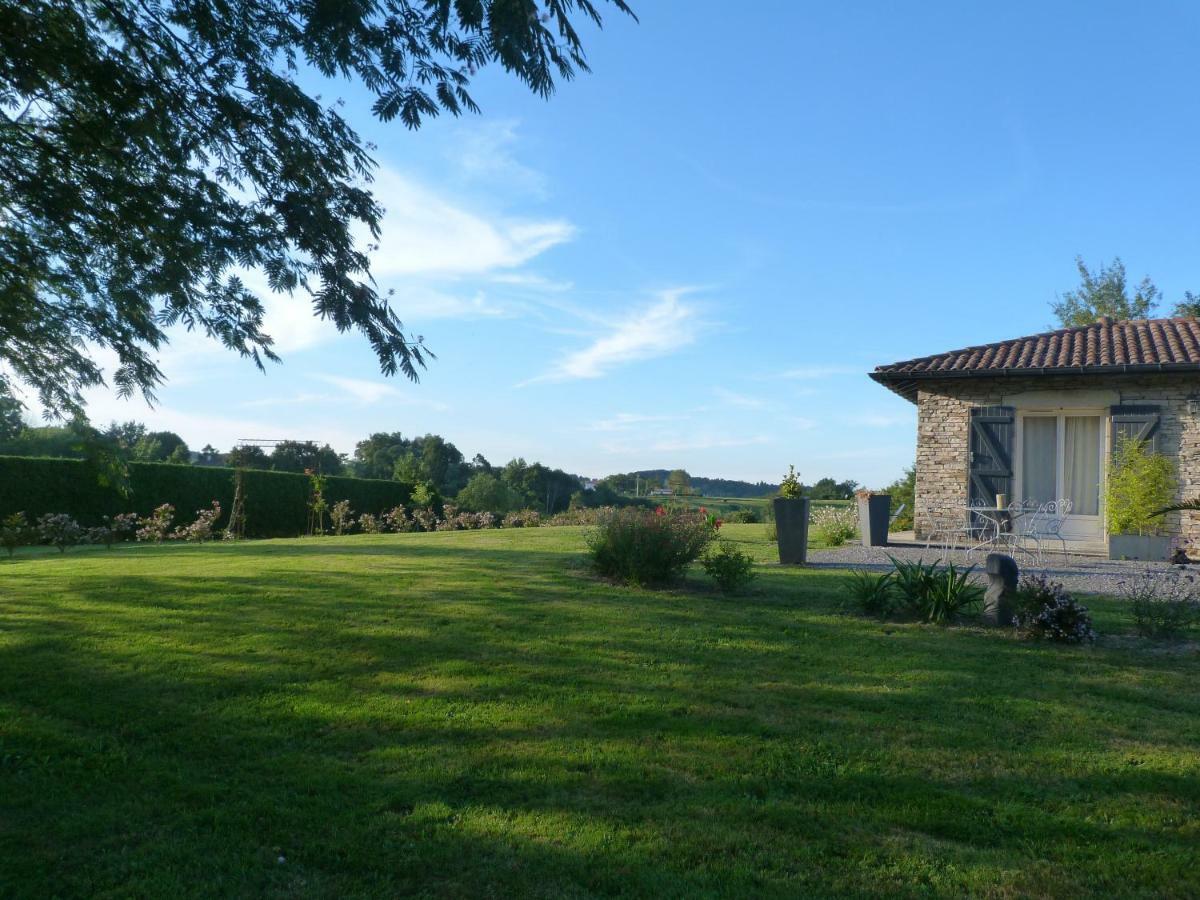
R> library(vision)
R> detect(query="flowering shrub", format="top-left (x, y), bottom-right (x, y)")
top-left (136, 504), bottom-right (175, 543)
top-left (382, 506), bottom-right (415, 533)
top-left (357, 512), bottom-right (382, 534)
top-left (171, 501), bottom-right (222, 543)
top-left (1014, 575), bottom-right (1096, 643)
top-left (37, 513), bottom-right (83, 553)
top-left (436, 503), bottom-right (462, 531)
top-left (701, 540), bottom-right (756, 594)
top-left (109, 512), bottom-right (140, 542)
top-left (330, 499), bottom-right (354, 535)
top-left (546, 507), bottom-right (617, 526)
top-left (411, 507), bottom-right (438, 532)
top-left (502, 509), bottom-right (541, 528)
top-left (586, 507), bottom-right (716, 586)
top-left (1119, 568), bottom-right (1200, 639)
top-left (810, 506), bottom-right (858, 547)
top-left (1, 512), bottom-right (31, 557)
top-left (474, 511), bottom-right (497, 529)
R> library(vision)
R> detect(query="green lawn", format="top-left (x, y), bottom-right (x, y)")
top-left (2, 526), bottom-right (1198, 897)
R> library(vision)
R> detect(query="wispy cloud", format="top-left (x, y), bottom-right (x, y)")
top-left (713, 387), bottom-right (769, 409)
top-left (369, 167), bottom-right (574, 278)
top-left (585, 412), bottom-right (690, 432)
top-left (313, 374), bottom-right (449, 410)
top-left (601, 433), bottom-right (772, 455)
top-left (525, 288), bottom-right (701, 384)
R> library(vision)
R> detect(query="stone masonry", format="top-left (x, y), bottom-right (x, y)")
top-left (913, 373), bottom-right (1200, 545)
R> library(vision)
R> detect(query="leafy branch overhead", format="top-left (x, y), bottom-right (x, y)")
top-left (0, 0), bottom-right (634, 417)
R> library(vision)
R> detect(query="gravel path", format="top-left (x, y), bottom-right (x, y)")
top-left (805, 544), bottom-right (1186, 597)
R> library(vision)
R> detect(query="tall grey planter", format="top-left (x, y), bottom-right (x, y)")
top-left (857, 493), bottom-right (891, 547)
top-left (773, 497), bottom-right (810, 565)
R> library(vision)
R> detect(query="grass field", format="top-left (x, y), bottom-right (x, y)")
top-left (2, 526), bottom-right (1199, 897)
top-left (644, 494), bottom-right (852, 517)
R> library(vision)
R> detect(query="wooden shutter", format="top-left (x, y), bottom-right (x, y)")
top-left (1110, 405), bottom-right (1161, 454)
top-left (968, 406), bottom-right (1014, 507)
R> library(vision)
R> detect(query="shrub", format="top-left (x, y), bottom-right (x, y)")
top-left (136, 504), bottom-right (175, 543)
top-left (723, 508), bottom-right (760, 524)
top-left (330, 499), bottom-right (354, 535)
top-left (810, 505), bottom-right (858, 547)
top-left (475, 511), bottom-right (497, 529)
top-left (586, 507), bottom-right (716, 586)
top-left (842, 569), bottom-right (894, 616)
top-left (173, 501), bottom-right (222, 543)
top-left (502, 509), bottom-right (541, 528)
top-left (37, 513), bottom-right (83, 553)
top-left (411, 507), bottom-right (438, 532)
top-left (884, 465), bottom-right (915, 531)
top-left (779, 465), bottom-right (803, 500)
top-left (1106, 435), bottom-right (1176, 536)
top-left (1, 512), bottom-right (31, 557)
top-left (358, 512), bottom-right (382, 534)
top-left (1013, 574), bottom-right (1095, 643)
top-left (1119, 569), bottom-right (1200, 639)
top-left (382, 506), bottom-right (414, 533)
top-left (701, 541), bottom-right (757, 594)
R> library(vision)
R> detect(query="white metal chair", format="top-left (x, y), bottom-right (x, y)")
top-left (922, 503), bottom-right (971, 553)
top-left (1014, 499), bottom-right (1073, 565)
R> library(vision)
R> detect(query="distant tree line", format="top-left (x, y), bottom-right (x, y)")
top-left (597, 469), bottom-right (859, 500)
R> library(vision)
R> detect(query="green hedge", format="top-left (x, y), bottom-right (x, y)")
top-left (0, 456), bottom-right (413, 538)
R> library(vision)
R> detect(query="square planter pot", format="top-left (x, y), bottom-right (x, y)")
top-left (773, 497), bottom-right (810, 565)
top-left (1109, 533), bottom-right (1172, 561)
top-left (857, 494), bottom-right (891, 547)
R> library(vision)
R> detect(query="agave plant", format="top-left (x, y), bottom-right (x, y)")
top-left (922, 561), bottom-right (983, 625)
top-left (888, 555), bottom-right (942, 613)
top-left (842, 569), bottom-right (894, 616)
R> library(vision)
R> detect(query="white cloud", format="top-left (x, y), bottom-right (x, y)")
top-left (713, 387), bottom-right (768, 409)
top-left (313, 374), bottom-right (449, 410)
top-left (601, 433), bottom-right (772, 455)
top-left (527, 288), bottom-right (701, 383)
top-left (368, 167), bottom-right (574, 278)
top-left (585, 412), bottom-right (690, 432)
top-left (447, 119), bottom-right (549, 199)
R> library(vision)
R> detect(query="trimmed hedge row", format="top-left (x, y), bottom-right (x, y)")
top-left (0, 456), bottom-right (414, 539)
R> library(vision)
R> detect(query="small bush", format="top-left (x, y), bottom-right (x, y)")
top-left (502, 509), bottom-right (541, 528)
top-left (1, 512), bottom-right (31, 557)
top-left (587, 507), bottom-right (716, 586)
top-left (921, 561), bottom-right (983, 624)
top-left (889, 556), bottom-right (941, 614)
top-left (701, 541), bottom-right (757, 594)
top-left (37, 513), bottom-right (84, 553)
top-left (810, 506), bottom-right (858, 547)
top-left (358, 512), bottom-right (382, 534)
top-left (136, 504), bottom-right (175, 543)
top-left (411, 507), bottom-right (438, 532)
top-left (330, 499), bottom-right (354, 536)
top-left (1013, 575), bottom-right (1095, 643)
top-left (842, 569), bottom-right (894, 616)
top-left (1119, 569), bottom-right (1200, 639)
top-left (382, 506), bottom-right (414, 533)
top-left (723, 508), bottom-right (760, 524)
top-left (172, 501), bottom-right (222, 543)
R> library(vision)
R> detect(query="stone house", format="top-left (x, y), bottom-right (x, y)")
top-left (870, 317), bottom-right (1200, 553)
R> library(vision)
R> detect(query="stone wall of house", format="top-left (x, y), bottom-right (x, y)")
top-left (912, 373), bottom-right (1200, 545)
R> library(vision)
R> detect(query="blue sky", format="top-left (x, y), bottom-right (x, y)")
top-left (72, 1), bottom-right (1200, 485)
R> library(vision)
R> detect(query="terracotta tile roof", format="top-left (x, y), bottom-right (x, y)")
top-left (871, 317), bottom-right (1200, 401)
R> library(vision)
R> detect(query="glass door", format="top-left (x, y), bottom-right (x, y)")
top-left (1018, 413), bottom-right (1104, 542)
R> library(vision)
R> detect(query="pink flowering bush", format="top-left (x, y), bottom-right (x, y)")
top-left (136, 504), bottom-right (175, 543)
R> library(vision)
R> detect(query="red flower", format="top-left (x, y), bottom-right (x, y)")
top-left (655, 506), bottom-right (666, 516)
top-left (699, 507), bottom-right (707, 514)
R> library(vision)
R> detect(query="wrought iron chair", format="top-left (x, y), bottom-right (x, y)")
top-left (1014, 499), bottom-right (1073, 565)
top-left (922, 503), bottom-right (971, 553)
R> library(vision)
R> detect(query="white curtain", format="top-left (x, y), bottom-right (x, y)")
top-left (1022, 417), bottom-right (1057, 506)
top-left (1064, 416), bottom-right (1101, 515)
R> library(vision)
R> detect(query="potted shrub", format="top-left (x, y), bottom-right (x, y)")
top-left (773, 465), bottom-right (810, 565)
top-left (855, 489), bottom-right (891, 547)
top-left (1106, 436), bottom-right (1176, 561)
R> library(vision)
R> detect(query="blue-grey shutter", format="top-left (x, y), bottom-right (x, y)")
top-left (968, 406), bottom-right (1014, 509)
top-left (1110, 405), bottom-right (1161, 454)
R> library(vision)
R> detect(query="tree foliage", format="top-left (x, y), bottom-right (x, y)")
top-left (1051, 257), bottom-right (1160, 327)
top-left (0, 0), bottom-right (634, 418)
